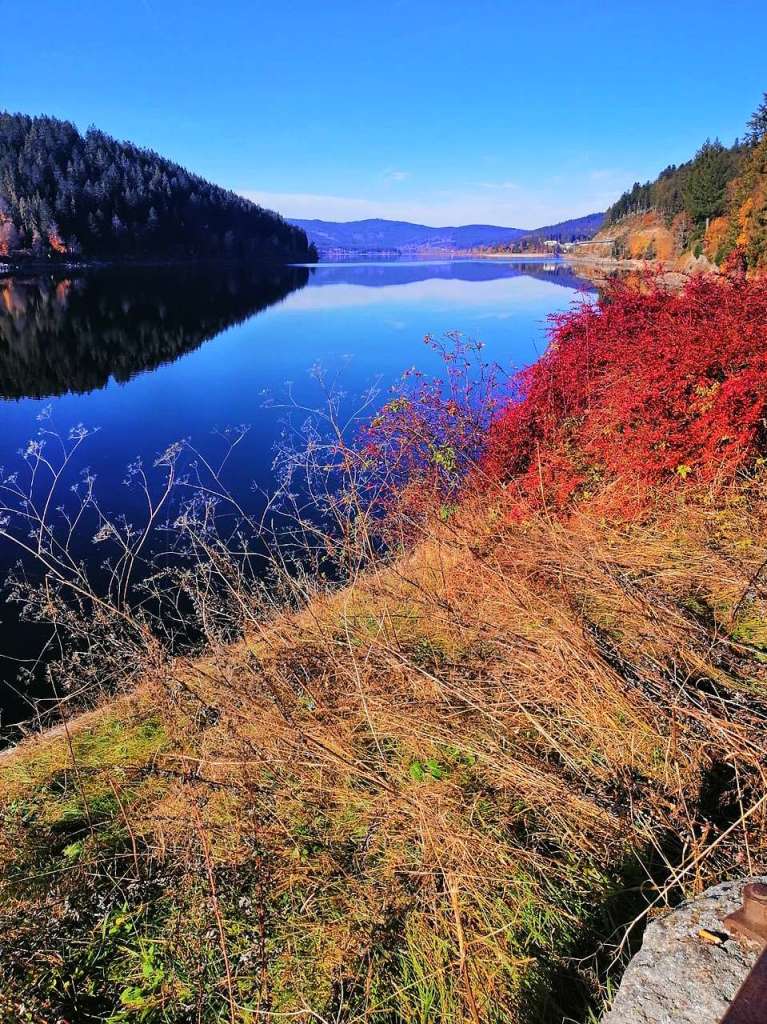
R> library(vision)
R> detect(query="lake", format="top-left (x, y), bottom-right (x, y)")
top-left (0, 258), bottom-right (595, 732)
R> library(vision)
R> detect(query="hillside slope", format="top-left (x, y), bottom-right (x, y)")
top-left (0, 112), bottom-right (316, 263)
top-left (0, 273), bottom-right (766, 1023)
top-left (580, 94), bottom-right (767, 270)
top-left (578, 133), bottom-right (767, 272)
top-left (573, 209), bottom-right (689, 263)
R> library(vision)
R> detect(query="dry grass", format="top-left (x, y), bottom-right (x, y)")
top-left (2, 473), bottom-right (767, 1023)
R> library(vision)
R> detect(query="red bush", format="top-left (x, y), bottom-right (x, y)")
top-left (359, 334), bottom-right (504, 519)
top-left (484, 273), bottom-right (767, 511)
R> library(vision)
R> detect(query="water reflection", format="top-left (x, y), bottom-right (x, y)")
top-left (0, 257), bottom-right (596, 732)
top-left (305, 259), bottom-right (595, 291)
top-left (0, 264), bottom-right (310, 399)
top-left (0, 260), bottom-right (595, 403)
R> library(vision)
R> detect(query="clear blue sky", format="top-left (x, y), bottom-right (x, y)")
top-left (3, 0), bottom-right (766, 227)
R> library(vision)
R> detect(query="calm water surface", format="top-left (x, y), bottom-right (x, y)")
top-left (0, 258), bottom-right (593, 728)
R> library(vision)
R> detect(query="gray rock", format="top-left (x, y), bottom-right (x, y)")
top-left (602, 876), bottom-right (765, 1024)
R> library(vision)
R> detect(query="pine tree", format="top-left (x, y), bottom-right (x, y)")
top-left (683, 140), bottom-right (734, 228)
top-left (745, 92), bottom-right (767, 146)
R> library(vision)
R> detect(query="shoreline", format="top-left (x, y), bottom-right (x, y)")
top-left (0, 704), bottom-right (105, 761)
top-left (2, 252), bottom-right (670, 274)
top-left (0, 254), bottom-right (318, 276)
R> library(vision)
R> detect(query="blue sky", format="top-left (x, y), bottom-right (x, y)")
top-left (4, 0), bottom-right (766, 227)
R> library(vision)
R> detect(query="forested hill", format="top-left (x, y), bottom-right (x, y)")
top-left (0, 112), bottom-right (316, 263)
top-left (604, 139), bottom-right (745, 229)
top-left (589, 91), bottom-right (767, 270)
top-left (473, 212), bottom-right (605, 254)
top-left (517, 211), bottom-right (604, 243)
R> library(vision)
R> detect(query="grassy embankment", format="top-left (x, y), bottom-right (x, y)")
top-left (1, 274), bottom-right (766, 1024)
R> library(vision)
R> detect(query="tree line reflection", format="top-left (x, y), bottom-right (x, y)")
top-left (0, 264), bottom-right (310, 399)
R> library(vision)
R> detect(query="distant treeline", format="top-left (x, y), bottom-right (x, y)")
top-left (472, 212), bottom-right (605, 255)
top-left (0, 112), bottom-right (317, 263)
top-left (514, 211), bottom-right (605, 245)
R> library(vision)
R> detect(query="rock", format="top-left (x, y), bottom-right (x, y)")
top-left (602, 877), bottom-right (766, 1024)
top-left (656, 271), bottom-right (689, 291)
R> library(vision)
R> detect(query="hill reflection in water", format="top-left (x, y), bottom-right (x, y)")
top-left (0, 259), bottom-right (594, 402)
top-left (305, 258), bottom-right (596, 291)
top-left (0, 264), bottom-right (310, 400)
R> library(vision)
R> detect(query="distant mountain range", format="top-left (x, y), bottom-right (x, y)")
top-left (288, 213), bottom-right (604, 256)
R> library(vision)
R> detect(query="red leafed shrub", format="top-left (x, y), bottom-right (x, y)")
top-left (484, 273), bottom-right (767, 511)
top-left (359, 333), bottom-right (504, 519)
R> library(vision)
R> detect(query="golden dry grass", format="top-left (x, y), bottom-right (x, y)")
top-left (2, 475), bottom-right (767, 1023)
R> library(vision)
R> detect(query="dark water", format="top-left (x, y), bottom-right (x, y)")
top-left (0, 258), bottom-right (594, 730)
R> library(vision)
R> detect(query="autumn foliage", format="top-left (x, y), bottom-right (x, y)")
top-left (359, 333), bottom-right (504, 524)
top-left (726, 135), bottom-right (767, 270)
top-left (356, 274), bottom-right (767, 524)
top-left (484, 272), bottom-right (767, 512)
